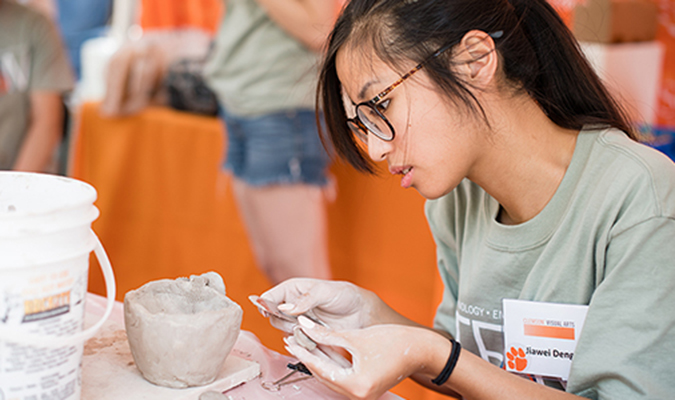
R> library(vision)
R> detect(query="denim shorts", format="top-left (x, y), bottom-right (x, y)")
top-left (220, 108), bottom-right (330, 186)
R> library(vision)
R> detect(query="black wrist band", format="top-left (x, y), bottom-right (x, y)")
top-left (431, 338), bottom-right (461, 386)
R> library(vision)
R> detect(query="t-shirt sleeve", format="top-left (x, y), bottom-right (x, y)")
top-left (426, 196), bottom-right (461, 338)
top-left (28, 11), bottom-right (74, 92)
top-left (567, 216), bottom-right (675, 399)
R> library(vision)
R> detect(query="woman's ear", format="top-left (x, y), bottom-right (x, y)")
top-left (455, 30), bottom-right (499, 89)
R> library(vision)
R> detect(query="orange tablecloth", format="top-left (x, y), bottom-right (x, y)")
top-left (70, 102), bottom-right (447, 400)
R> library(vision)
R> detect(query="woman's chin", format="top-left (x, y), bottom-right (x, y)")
top-left (415, 182), bottom-right (459, 200)
top-left (415, 186), bottom-right (444, 200)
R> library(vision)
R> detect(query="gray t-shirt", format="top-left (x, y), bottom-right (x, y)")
top-left (0, 0), bottom-right (74, 169)
top-left (203, 0), bottom-right (319, 117)
top-left (426, 127), bottom-right (675, 399)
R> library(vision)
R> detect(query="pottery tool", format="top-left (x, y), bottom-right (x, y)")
top-left (261, 362), bottom-right (313, 391)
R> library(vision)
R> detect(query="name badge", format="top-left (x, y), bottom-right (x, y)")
top-left (502, 299), bottom-right (588, 381)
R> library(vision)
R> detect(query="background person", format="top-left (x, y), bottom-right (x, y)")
top-left (203, 0), bottom-right (341, 284)
top-left (55, 0), bottom-right (112, 80)
top-left (0, 0), bottom-right (74, 173)
top-left (258, 0), bottom-right (675, 398)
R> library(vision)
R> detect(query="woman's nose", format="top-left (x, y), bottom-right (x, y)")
top-left (367, 133), bottom-right (393, 162)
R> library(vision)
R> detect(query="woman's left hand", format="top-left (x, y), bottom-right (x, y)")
top-left (284, 316), bottom-right (450, 400)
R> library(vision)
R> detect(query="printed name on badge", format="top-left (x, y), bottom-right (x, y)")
top-left (502, 299), bottom-right (588, 381)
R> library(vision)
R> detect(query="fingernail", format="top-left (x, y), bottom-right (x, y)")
top-left (298, 315), bottom-right (315, 329)
top-left (278, 303), bottom-right (295, 312)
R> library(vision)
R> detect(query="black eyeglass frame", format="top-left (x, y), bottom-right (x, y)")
top-left (347, 30), bottom-right (504, 144)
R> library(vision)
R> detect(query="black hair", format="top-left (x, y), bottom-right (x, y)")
top-left (317, 0), bottom-right (636, 173)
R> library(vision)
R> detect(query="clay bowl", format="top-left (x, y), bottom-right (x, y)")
top-left (124, 273), bottom-right (243, 388)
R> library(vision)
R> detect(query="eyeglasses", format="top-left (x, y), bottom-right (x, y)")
top-left (347, 31), bottom-right (503, 145)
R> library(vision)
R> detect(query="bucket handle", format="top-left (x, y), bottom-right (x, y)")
top-left (0, 230), bottom-right (117, 347)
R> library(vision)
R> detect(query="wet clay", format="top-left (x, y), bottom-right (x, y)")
top-left (124, 272), bottom-right (243, 388)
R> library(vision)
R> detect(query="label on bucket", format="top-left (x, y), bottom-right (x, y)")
top-left (0, 256), bottom-right (89, 400)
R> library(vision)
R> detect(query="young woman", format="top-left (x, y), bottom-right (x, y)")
top-left (257, 0), bottom-right (675, 399)
top-left (204, 0), bottom-right (341, 284)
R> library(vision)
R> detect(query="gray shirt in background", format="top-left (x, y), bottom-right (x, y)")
top-left (0, 0), bottom-right (74, 169)
top-left (203, 0), bottom-right (319, 117)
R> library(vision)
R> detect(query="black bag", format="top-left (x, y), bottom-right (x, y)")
top-left (163, 58), bottom-right (219, 116)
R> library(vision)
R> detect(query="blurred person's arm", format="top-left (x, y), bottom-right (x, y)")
top-left (254, 0), bottom-right (340, 52)
top-left (13, 91), bottom-right (64, 172)
top-left (11, 4), bottom-right (73, 172)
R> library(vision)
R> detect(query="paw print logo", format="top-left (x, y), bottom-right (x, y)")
top-left (507, 347), bottom-right (528, 372)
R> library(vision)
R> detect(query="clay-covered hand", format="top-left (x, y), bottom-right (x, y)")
top-left (285, 316), bottom-right (450, 400)
top-left (259, 278), bottom-right (380, 333)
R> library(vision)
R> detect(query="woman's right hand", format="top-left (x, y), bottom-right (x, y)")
top-left (284, 318), bottom-right (453, 400)
top-left (259, 278), bottom-right (380, 333)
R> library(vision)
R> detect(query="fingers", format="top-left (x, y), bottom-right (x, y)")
top-left (293, 325), bottom-right (318, 351)
top-left (261, 278), bottom-right (332, 316)
top-left (296, 316), bottom-right (354, 368)
top-left (284, 335), bottom-right (355, 386)
top-left (292, 289), bottom-right (335, 316)
top-left (258, 279), bottom-right (367, 333)
top-left (285, 321), bottom-right (401, 400)
top-left (316, 344), bottom-right (353, 369)
top-left (247, 294), bottom-right (293, 332)
top-left (284, 335), bottom-right (336, 365)
top-left (269, 317), bottom-right (297, 333)
top-left (248, 295), bottom-right (269, 318)
top-left (261, 278), bottom-right (317, 309)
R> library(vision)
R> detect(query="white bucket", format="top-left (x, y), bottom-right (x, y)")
top-left (0, 172), bottom-right (116, 400)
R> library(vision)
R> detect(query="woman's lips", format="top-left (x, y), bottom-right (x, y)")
top-left (390, 166), bottom-right (414, 188)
